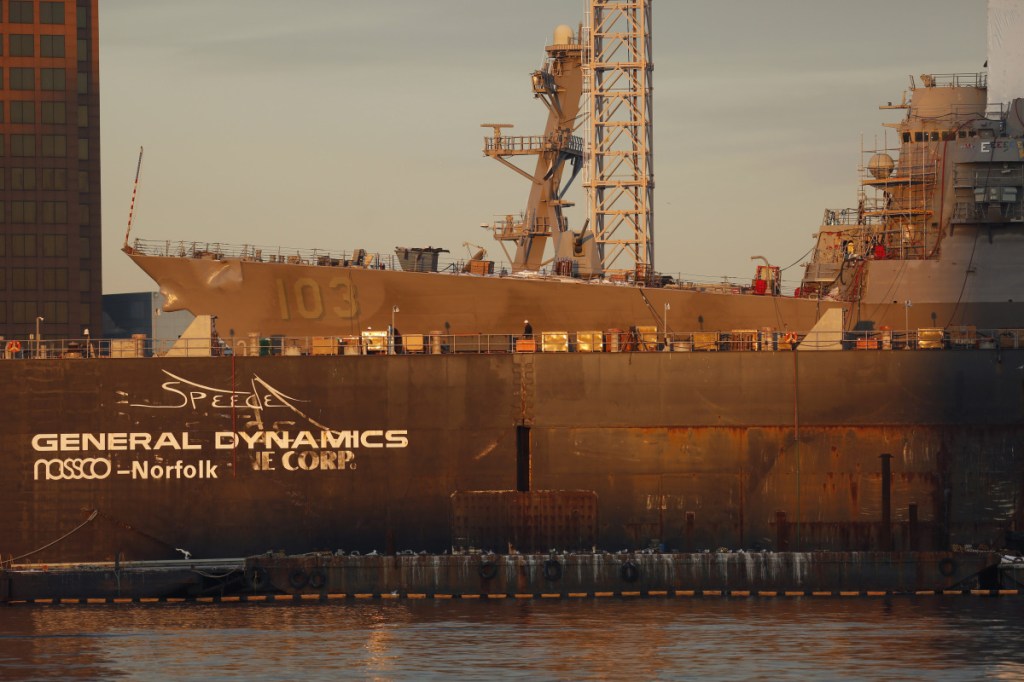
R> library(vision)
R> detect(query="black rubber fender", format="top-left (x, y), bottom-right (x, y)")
top-left (308, 569), bottom-right (327, 590)
top-left (288, 569), bottom-right (309, 589)
top-left (543, 559), bottom-right (563, 582)
top-left (478, 561), bottom-right (499, 581)
top-left (620, 560), bottom-right (640, 583)
top-left (938, 557), bottom-right (957, 577)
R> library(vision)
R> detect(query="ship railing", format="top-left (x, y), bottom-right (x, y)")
top-left (913, 73), bottom-right (987, 89)
top-left (484, 133), bottom-right (584, 155)
top-left (951, 202), bottom-right (1024, 224)
top-left (821, 208), bottom-right (862, 226)
top-left (129, 238), bottom-right (521, 276)
top-left (6, 327), bottom-right (1024, 359)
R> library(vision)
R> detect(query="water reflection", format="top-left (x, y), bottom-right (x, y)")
top-left (0, 598), bottom-right (1021, 680)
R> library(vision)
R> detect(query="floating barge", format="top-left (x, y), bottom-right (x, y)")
top-left (2, 551), bottom-right (1019, 604)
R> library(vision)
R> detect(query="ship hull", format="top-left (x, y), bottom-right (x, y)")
top-left (127, 252), bottom-right (849, 339)
top-left (3, 349), bottom-right (1022, 563)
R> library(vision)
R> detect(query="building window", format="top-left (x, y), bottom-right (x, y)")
top-left (79, 303), bottom-right (90, 324)
top-left (41, 68), bottom-right (65, 91)
top-left (10, 67), bottom-right (35, 90)
top-left (10, 34), bottom-right (34, 57)
top-left (42, 268), bottom-right (68, 290)
top-left (79, 270), bottom-right (90, 292)
top-left (0, 201), bottom-right (5, 222)
top-left (41, 168), bottom-right (66, 189)
top-left (77, 38), bottom-right (88, 61)
top-left (77, 72), bottom-right (88, 94)
top-left (0, 270), bottom-right (5, 290)
top-left (41, 135), bottom-right (66, 157)
top-left (41, 35), bottom-right (65, 58)
top-left (0, 102), bottom-right (4, 123)
top-left (43, 301), bottom-right (69, 324)
top-left (77, 105), bottom-right (88, 127)
top-left (79, 236), bottom-right (90, 257)
top-left (0, 134), bottom-right (5, 156)
top-left (14, 302), bottom-right (39, 324)
top-left (0, 173), bottom-right (4, 190)
top-left (77, 138), bottom-right (88, 159)
top-left (77, 7), bottom-right (88, 27)
top-left (78, 171), bottom-right (89, 192)
top-left (12, 268), bottom-right (38, 291)
top-left (11, 134), bottom-right (35, 157)
top-left (41, 102), bottom-right (65, 124)
top-left (12, 168), bottom-right (37, 190)
top-left (41, 2), bottom-right (65, 24)
top-left (11, 101), bottom-right (34, 123)
top-left (42, 235), bottom-right (68, 256)
top-left (9, 1), bottom-right (34, 23)
top-left (78, 204), bottom-right (90, 225)
top-left (11, 201), bottom-right (37, 223)
top-left (12, 234), bottom-right (37, 257)
top-left (41, 201), bottom-right (67, 223)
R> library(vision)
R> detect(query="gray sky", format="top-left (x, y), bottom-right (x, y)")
top-left (100, 0), bottom-right (988, 293)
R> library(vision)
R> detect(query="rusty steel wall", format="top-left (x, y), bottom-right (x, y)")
top-left (2, 350), bottom-right (1022, 563)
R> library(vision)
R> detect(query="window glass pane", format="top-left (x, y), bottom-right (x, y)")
top-left (10, 34), bottom-right (34, 57)
top-left (78, 105), bottom-right (88, 127)
top-left (41, 102), bottom-right (65, 124)
top-left (42, 169), bottom-right (67, 189)
top-left (77, 72), bottom-right (88, 94)
top-left (12, 168), bottom-right (37, 190)
top-left (12, 134), bottom-right (35, 157)
top-left (41, 68), bottom-right (65, 91)
top-left (10, 67), bottom-right (35, 90)
top-left (41, 2), bottom-right (66, 24)
top-left (12, 201), bottom-right (37, 223)
top-left (41, 135), bottom-right (66, 158)
top-left (9, 1), bottom-right (34, 23)
top-left (13, 235), bottom-right (37, 256)
top-left (11, 101), bottom-right (34, 123)
top-left (41, 35), bottom-right (65, 58)
top-left (78, 138), bottom-right (88, 160)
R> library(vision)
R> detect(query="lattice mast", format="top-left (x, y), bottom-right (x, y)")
top-left (585, 0), bottom-right (655, 277)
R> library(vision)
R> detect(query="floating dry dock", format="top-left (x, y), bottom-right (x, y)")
top-left (2, 551), bottom-right (1019, 604)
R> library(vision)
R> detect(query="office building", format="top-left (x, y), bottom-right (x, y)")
top-left (0, 0), bottom-right (100, 340)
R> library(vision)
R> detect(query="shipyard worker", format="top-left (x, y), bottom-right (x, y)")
top-left (523, 320), bottom-right (533, 339)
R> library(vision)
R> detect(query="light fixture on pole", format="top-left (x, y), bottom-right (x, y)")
top-left (391, 305), bottom-right (400, 355)
top-left (35, 316), bottom-right (44, 358)
top-left (663, 303), bottom-right (671, 345)
top-left (904, 300), bottom-right (912, 349)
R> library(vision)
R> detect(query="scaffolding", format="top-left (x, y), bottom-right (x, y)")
top-left (584, 0), bottom-right (655, 277)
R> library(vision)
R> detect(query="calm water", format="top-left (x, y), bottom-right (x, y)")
top-left (1, 598), bottom-right (1022, 681)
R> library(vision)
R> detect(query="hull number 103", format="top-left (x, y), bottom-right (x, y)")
top-left (275, 277), bottom-right (359, 320)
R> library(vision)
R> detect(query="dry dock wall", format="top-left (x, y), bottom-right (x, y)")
top-left (1, 350), bottom-right (1022, 563)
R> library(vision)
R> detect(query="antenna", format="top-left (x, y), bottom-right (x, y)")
top-left (123, 146), bottom-right (144, 249)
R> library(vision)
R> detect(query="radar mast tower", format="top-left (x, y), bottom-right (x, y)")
top-left (585, 0), bottom-right (655, 277)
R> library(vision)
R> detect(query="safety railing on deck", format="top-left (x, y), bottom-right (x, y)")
top-left (3, 326), bottom-right (1022, 360)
